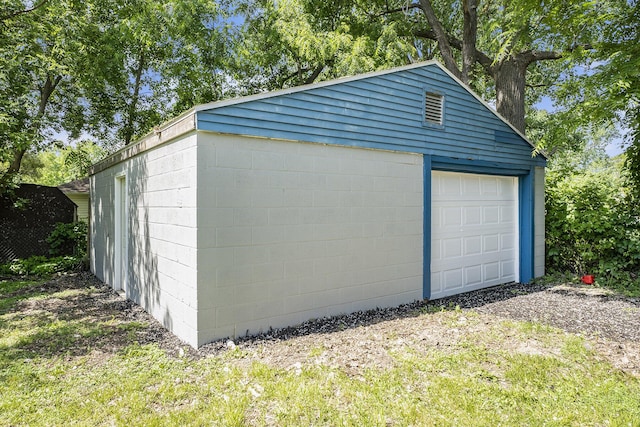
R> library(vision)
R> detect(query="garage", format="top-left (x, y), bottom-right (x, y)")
top-left (430, 171), bottom-right (519, 299)
top-left (90, 60), bottom-right (546, 347)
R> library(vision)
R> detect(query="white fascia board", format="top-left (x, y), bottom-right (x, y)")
top-left (88, 112), bottom-right (196, 175)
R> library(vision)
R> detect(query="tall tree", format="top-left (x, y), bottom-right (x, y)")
top-left (401, 0), bottom-right (603, 132)
top-left (0, 0), bottom-right (89, 188)
top-left (239, 0), bottom-right (607, 134)
top-left (1, 0), bottom-right (235, 192)
top-left (80, 0), bottom-right (234, 146)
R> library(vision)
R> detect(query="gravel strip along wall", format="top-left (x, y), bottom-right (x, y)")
top-left (21, 273), bottom-right (640, 376)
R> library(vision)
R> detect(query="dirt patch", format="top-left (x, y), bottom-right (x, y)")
top-left (470, 282), bottom-right (640, 376)
top-left (473, 283), bottom-right (640, 342)
top-left (3, 274), bottom-right (639, 377)
top-left (210, 281), bottom-right (640, 376)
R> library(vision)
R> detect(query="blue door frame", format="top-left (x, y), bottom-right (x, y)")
top-left (423, 155), bottom-right (535, 299)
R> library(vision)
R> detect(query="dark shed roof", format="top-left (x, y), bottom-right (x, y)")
top-left (58, 177), bottom-right (90, 194)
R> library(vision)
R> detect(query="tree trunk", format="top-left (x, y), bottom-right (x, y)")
top-left (124, 49), bottom-right (145, 146)
top-left (2, 74), bottom-right (61, 182)
top-left (461, 0), bottom-right (477, 85)
top-left (6, 149), bottom-right (27, 176)
top-left (494, 57), bottom-right (528, 133)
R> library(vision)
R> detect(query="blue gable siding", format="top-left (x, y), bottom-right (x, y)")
top-left (196, 62), bottom-right (545, 168)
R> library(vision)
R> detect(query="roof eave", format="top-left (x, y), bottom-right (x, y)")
top-left (88, 59), bottom-right (546, 173)
top-left (429, 62), bottom-right (546, 161)
top-left (88, 111), bottom-right (197, 176)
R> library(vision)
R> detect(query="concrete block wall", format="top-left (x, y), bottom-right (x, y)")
top-left (196, 133), bottom-right (424, 345)
top-left (534, 166), bottom-right (545, 277)
top-left (91, 133), bottom-right (200, 346)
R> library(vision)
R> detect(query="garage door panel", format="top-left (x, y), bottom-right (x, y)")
top-left (433, 226), bottom-right (509, 240)
top-left (442, 207), bottom-right (462, 226)
top-left (483, 206), bottom-right (500, 224)
top-left (464, 236), bottom-right (482, 255)
top-left (431, 172), bottom-right (517, 200)
top-left (501, 205), bottom-right (516, 223)
top-left (483, 235), bottom-right (499, 252)
top-left (464, 265), bottom-right (482, 285)
top-left (442, 238), bottom-right (462, 258)
top-left (462, 177), bottom-right (480, 195)
top-left (430, 272), bottom-right (442, 294)
top-left (481, 178), bottom-right (498, 194)
top-left (502, 260), bottom-right (516, 277)
top-left (442, 176), bottom-right (462, 195)
top-left (484, 262), bottom-right (500, 281)
top-left (432, 265), bottom-right (509, 294)
top-left (433, 253), bottom-right (510, 273)
top-left (431, 171), bottom-right (519, 299)
top-left (501, 233), bottom-right (516, 250)
top-left (463, 207), bottom-right (482, 225)
top-left (443, 269), bottom-right (463, 290)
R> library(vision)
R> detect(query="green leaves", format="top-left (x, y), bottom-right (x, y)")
top-left (234, 0), bottom-right (418, 92)
top-left (20, 141), bottom-right (106, 186)
top-left (0, 0), bottom-right (87, 188)
top-left (553, 1), bottom-right (640, 187)
top-left (1, 0), bottom-right (236, 191)
top-left (46, 221), bottom-right (88, 257)
top-left (545, 153), bottom-right (640, 287)
top-left (78, 0), bottom-right (235, 146)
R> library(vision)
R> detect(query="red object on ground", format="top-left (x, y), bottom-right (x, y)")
top-left (581, 275), bottom-right (595, 284)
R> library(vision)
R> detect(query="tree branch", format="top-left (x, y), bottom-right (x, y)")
top-left (520, 43), bottom-right (594, 66)
top-left (525, 83), bottom-right (553, 89)
top-left (124, 49), bottom-right (146, 145)
top-left (303, 64), bottom-right (326, 85)
top-left (280, 67), bottom-right (313, 87)
top-left (1, 0), bottom-right (48, 21)
top-left (413, 29), bottom-right (495, 76)
top-left (520, 50), bottom-right (564, 65)
top-left (461, 0), bottom-right (478, 84)
top-left (38, 75), bottom-right (58, 117)
top-left (279, 62), bottom-right (330, 88)
top-left (377, 3), bottom-right (422, 17)
top-left (417, 0), bottom-right (462, 80)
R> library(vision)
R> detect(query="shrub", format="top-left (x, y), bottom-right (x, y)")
top-left (0, 255), bottom-right (84, 276)
top-left (46, 221), bottom-right (88, 256)
top-left (545, 161), bottom-right (640, 295)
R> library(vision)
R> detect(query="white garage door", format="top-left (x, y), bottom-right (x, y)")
top-left (430, 171), bottom-right (518, 299)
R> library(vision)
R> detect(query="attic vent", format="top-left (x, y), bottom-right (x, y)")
top-left (424, 92), bottom-right (444, 125)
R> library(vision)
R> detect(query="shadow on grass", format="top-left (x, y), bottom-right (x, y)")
top-left (0, 272), bottom-right (165, 362)
top-left (3, 273), bottom-right (601, 359)
top-left (0, 278), bottom-right (54, 314)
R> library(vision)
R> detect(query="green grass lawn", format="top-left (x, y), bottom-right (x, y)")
top-left (1, 277), bottom-right (639, 426)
